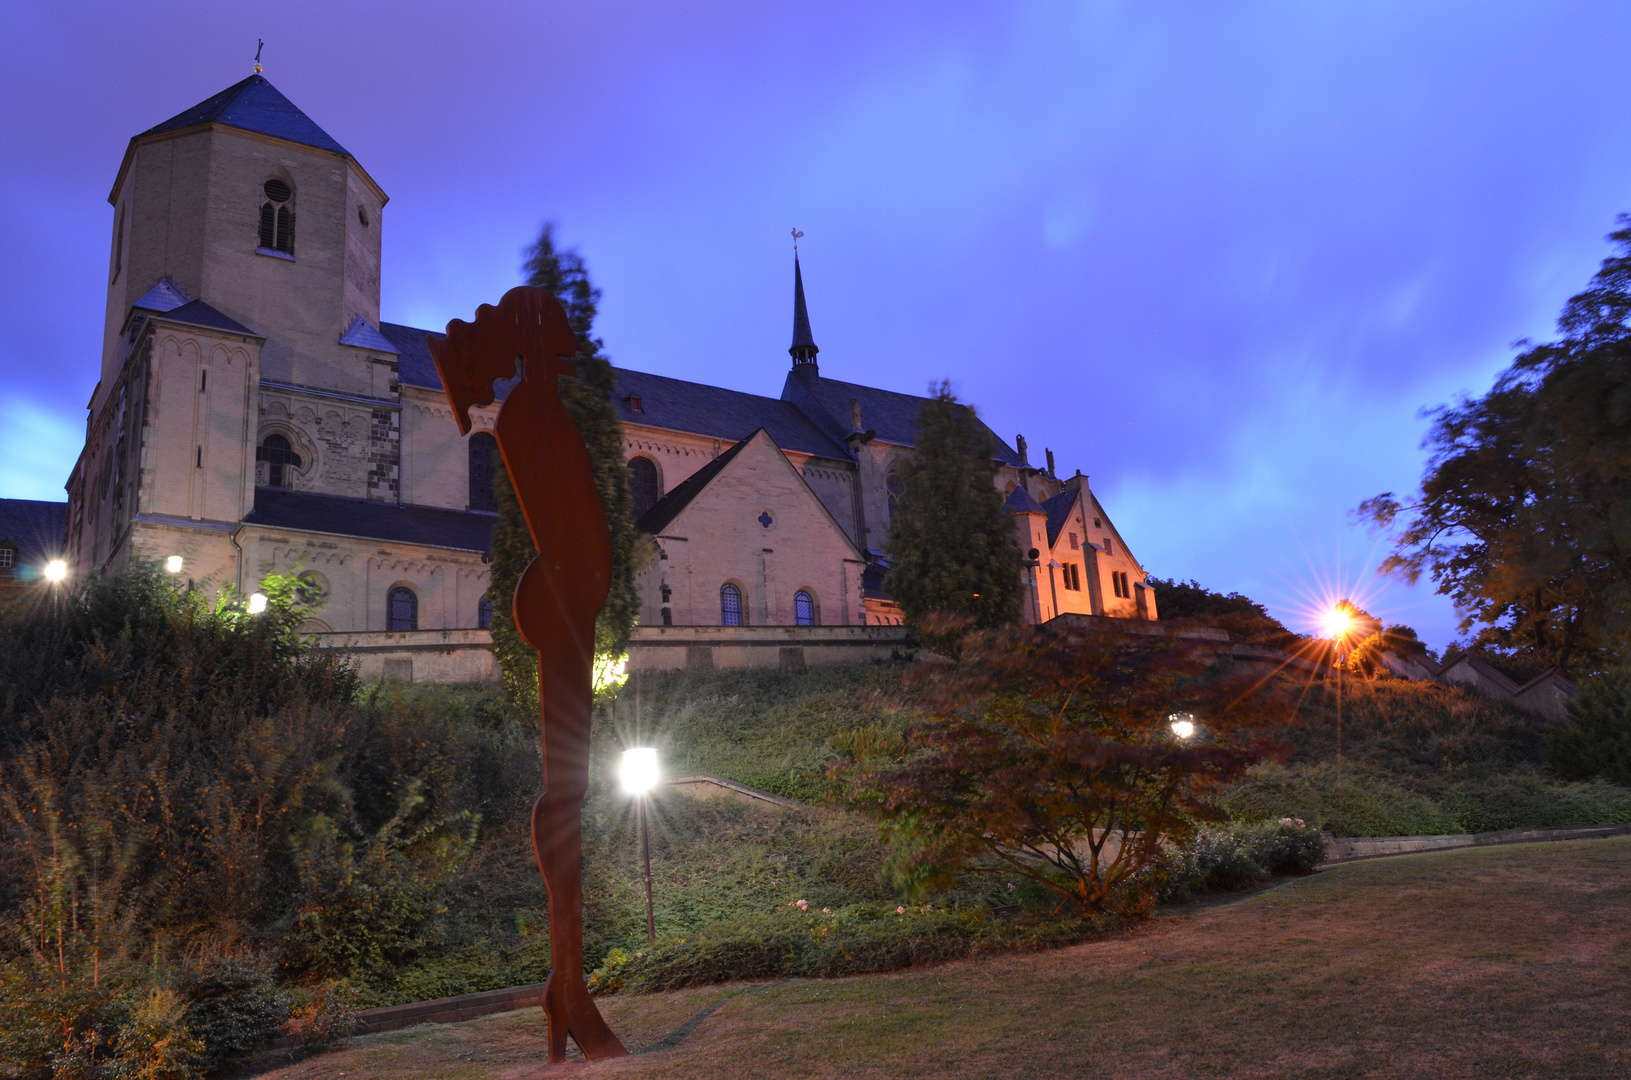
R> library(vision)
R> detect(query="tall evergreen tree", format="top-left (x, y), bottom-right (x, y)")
top-left (488, 224), bottom-right (638, 712)
top-left (884, 383), bottom-right (1023, 654)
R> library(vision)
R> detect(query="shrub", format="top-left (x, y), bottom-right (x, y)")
top-left (1549, 670), bottom-right (1631, 787)
top-left (1443, 771), bottom-right (1631, 833)
top-left (179, 956), bottom-right (289, 1073)
top-left (1223, 761), bottom-right (1464, 838)
top-left (1154, 819), bottom-right (1325, 901)
top-left (588, 902), bottom-right (1111, 994)
top-left (844, 625), bottom-right (1287, 910)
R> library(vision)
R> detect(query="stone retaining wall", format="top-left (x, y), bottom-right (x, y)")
top-left (1323, 822), bottom-right (1631, 863)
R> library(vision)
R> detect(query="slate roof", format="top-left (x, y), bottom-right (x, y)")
top-left (1003, 486), bottom-right (1045, 514)
top-left (136, 75), bottom-right (349, 156)
top-left (244, 488), bottom-right (494, 553)
top-left (791, 255), bottom-right (817, 353)
top-left (0, 498), bottom-right (68, 571)
top-left (133, 278), bottom-right (189, 313)
top-left (616, 369), bottom-right (850, 459)
top-left (633, 434), bottom-right (755, 537)
top-left (1041, 488), bottom-right (1079, 548)
top-left (145, 300), bottom-right (258, 337)
top-left (781, 371), bottom-right (1024, 466)
top-left (340, 316), bottom-right (400, 354)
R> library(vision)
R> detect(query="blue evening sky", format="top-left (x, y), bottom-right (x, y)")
top-left (3, 2), bottom-right (1629, 649)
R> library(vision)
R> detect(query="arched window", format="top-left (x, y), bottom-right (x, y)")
top-left (477, 595), bottom-right (494, 630)
top-left (794, 590), bottom-right (816, 626)
top-left (468, 432), bottom-right (498, 512)
top-left (629, 456), bottom-right (661, 520)
top-left (387, 586), bottom-right (418, 631)
top-left (259, 177), bottom-right (295, 255)
top-left (256, 433), bottom-right (302, 488)
top-left (886, 469), bottom-right (902, 524)
top-left (720, 583), bottom-right (743, 626)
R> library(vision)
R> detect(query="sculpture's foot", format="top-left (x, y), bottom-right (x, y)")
top-left (543, 970), bottom-right (629, 1062)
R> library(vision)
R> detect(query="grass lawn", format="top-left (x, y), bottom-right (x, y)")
top-left (256, 836), bottom-right (1631, 1079)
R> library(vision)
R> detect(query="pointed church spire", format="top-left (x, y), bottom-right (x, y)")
top-left (789, 232), bottom-right (819, 371)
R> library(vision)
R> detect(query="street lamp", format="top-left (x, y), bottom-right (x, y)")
top-left (43, 559), bottom-right (68, 584)
top-left (620, 747), bottom-right (659, 943)
top-left (246, 592), bottom-right (268, 614)
top-left (165, 555), bottom-right (183, 574)
top-left (1169, 713), bottom-right (1196, 740)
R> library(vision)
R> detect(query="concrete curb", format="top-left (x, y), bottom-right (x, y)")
top-left (1322, 822), bottom-right (1631, 864)
top-left (351, 982), bottom-right (546, 1035)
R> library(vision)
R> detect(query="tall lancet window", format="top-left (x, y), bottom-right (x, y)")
top-left (720, 583), bottom-right (744, 626)
top-left (259, 178), bottom-right (296, 255)
top-left (468, 432), bottom-right (498, 512)
top-left (629, 456), bottom-right (660, 519)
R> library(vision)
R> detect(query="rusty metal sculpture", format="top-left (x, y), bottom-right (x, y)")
top-left (429, 287), bottom-right (628, 1062)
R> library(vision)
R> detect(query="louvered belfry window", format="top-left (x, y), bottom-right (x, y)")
top-left (259, 178), bottom-right (295, 254)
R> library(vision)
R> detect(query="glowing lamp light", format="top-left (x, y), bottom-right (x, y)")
top-left (1169, 713), bottom-right (1196, 740)
top-left (1322, 606), bottom-right (1355, 641)
top-left (44, 559), bottom-right (68, 584)
top-left (621, 747), bottom-right (659, 797)
top-left (246, 592), bottom-right (268, 614)
top-left (165, 555), bottom-right (184, 574)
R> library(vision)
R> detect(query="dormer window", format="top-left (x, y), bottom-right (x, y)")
top-left (627, 394), bottom-right (644, 413)
top-left (259, 178), bottom-right (295, 255)
top-left (0, 545), bottom-right (14, 571)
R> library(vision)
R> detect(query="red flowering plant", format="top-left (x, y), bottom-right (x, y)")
top-left (840, 623), bottom-right (1290, 912)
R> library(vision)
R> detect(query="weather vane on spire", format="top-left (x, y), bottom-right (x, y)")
top-left (791, 228), bottom-right (804, 251)
top-left (254, 39), bottom-right (264, 74)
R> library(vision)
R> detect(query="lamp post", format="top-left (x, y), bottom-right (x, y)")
top-left (43, 559), bottom-right (68, 584)
top-left (1169, 713), bottom-right (1196, 741)
top-left (620, 747), bottom-right (659, 943)
top-left (1322, 606), bottom-right (1355, 816)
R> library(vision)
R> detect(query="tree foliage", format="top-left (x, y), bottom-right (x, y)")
top-left (841, 625), bottom-right (1288, 911)
top-left (883, 384), bottom-right (1023, 654)
top-left (1146, 577), bottom-right (1299, 647)
top-left (488, 223), bottom-right (638, 714)
top-left (1361, 215), bottom-right (1631, 677)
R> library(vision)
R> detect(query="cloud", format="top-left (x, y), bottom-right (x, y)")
top-left (0, 397), bottom-right (78, 501)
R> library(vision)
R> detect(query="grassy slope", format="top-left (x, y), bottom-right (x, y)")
top-left (260, 836), bottom-right (1631, 1080)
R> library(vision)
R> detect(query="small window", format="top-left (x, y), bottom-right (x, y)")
top-left (256, 433), bottom-right (302, 488)
top-left (1069, 531), bottom-right (1078, 550)
top-left (629, 456), bottom-right (660, 519)
top-left (627, 394), bottom-right (644, 413)
top-left (387, 586), bottom-right (418, 631)
top-left (477, 595), bottom-right (494, 630)
top-left (259, 177), bottom-right (295, 255)
top-left (1094, 517), bottom-right (1102, 527)
top-left (720, 583), bottom-right (743, 626)
top-left (1104, 537), bottom-right (1113, 555)
top-left (200, 369), bottom-right (208, 393)
top-left (468, 432), bottom-right (498, 512)
top-left (794, 589), bottom-right (815, 626)
top-left (357, 204), bottom-right (370, 228)
top-left (0, 547), bottom-right (14, 570)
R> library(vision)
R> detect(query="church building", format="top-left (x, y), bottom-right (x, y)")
top-left (64, 74), bottom-right (1157, 680)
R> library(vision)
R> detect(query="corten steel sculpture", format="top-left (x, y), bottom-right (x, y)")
top-left (428, 287), bottom-right (628, 1062)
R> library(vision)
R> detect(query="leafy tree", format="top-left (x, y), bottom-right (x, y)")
top-left (841, 625), bottom-right (1287, 911)
top-left (488, 223), bottom-right (638, 714)
top-left (1361, 214), bottom-right (1631, 677)
top-left (1147, 577), bottom-right (1298, 648)
top-left (883, 384), bottom-right (1023, 654)
top-left (1549, 669), bottom-right (1631, 787)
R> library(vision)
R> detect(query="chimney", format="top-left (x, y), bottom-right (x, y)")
top-left (1045, 448), bottom-right (1056, 476)
top-left (1015, 434), bottom-right (1028, 465)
